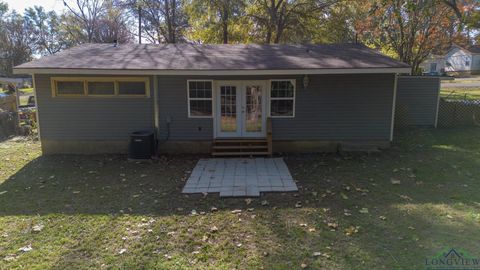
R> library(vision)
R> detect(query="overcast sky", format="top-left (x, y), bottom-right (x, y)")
top-left (4, 0), bottom-right (65, 13)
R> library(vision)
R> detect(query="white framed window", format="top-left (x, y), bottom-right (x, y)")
top-left (187, 80), bottom-right (213, 118)
top-left (269, 79), bottom-right (295, 118)
top-left (51, 77), bottom-right (150, 97)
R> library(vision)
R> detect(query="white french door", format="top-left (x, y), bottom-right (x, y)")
top-left (215, 81), bottom-right (267, 138)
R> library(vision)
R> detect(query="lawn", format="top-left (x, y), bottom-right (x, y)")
top-left (440, 87), bottom-right (480, 100)
top-left (1, 128), bottom-right (480, 269)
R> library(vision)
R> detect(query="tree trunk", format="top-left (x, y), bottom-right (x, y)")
top-left (138, 6), bottom-right (142, 44)
top-left (265, 29), bottom-right (272, 44)
top-left (221, 5), bottom-right (228, 44)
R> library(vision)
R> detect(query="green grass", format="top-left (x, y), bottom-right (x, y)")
top-left (440, 87), bottom-right (480, 100)
top-left (1, 128), bottom-right (480, 269)
top-left (19, 88), bottom-right (34, 95)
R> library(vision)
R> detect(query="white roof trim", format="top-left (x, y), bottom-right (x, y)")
top-left (14, 67), bottom-right (411, 75)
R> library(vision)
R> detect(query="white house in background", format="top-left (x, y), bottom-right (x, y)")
top-left (422, 45), bottom-right (480, 76)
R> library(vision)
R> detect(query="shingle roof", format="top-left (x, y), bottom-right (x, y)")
top-left (15, 43), bottom-right (410, 71)
top-left (468, 45), bottom-right (480, 54)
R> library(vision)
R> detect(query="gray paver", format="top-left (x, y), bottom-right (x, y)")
top-left (182, 157), bottom-right (298, 197)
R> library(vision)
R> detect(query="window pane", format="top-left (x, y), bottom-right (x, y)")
top-left (118, 81), bottom-right (146, 95)
top-left (88, 82), bottom-right (114, 95)
top-left (57, 81), bottom-right (84, 95)
top-left (190, 100), bottom-right (212, 117)
top-left (189, 81), bottom-right (212, 99)
top-left (271, 80), bottom-right (294, 98)
top-left (271, 100), bottom-right (293, 117)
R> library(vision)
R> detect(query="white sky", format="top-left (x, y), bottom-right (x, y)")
top-left (4, 0), bottom-right (66, 13)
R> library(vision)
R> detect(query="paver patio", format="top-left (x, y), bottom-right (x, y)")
top-left (182, 158), bottom-right (298, 197)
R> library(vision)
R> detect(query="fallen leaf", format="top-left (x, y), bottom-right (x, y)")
top-left (345, 226), bottom-right (360, 236)
top-left (32, 224), bottom-right (44, 233)
top-left (313, 252), bottom-right (322, 257)
top-left (210, 226), bottom-right (218, 233)
top-left (359, 208), bottom-right (369, 214)
top-left (391, 178), bottom-right (401, 185)
top-left (18, 245), bottom-right (32, 252)
top-left (118, 248), bottom-right (127, 254)
top-left (3, 254), bottom-right (17, 261)
top-left (327, 222), bottom-right (338, 230)
top-left (301, 263), bottom-right (308, 269)
top-left (399, 194), bottom-right (413, 201)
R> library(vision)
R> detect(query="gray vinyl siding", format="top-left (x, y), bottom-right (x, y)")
top-left (157, 74), bottom-right (395, 141)
top-left (396, 76), bottom-right (440, 127)
top-left (34, 74), bottom-right (154, 140)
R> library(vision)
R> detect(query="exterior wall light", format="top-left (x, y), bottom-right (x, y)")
top-left (303, 75), bottom-right (309, 89)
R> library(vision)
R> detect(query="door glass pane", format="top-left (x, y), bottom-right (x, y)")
top-left (245, 85), bottom-right (262, 132)
top-left (220, 86), bottom-right (237, 132)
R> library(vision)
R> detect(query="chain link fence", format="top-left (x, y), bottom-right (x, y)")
top-left (437, 96), bottom-right (480, 127)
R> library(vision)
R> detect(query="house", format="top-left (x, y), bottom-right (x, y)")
top-left (13, 43), bottom-right (411, 155)
top-left (0, 77), bottom-right (32, 89)
top-left (422, 45), bottom-right (480, 76)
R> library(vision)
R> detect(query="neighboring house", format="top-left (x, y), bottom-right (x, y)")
top-left (13, 43), bottom-right (410, 155)
top-left (0, 77), bottom-right (32, 89)
top-left (422, 45), bottom-right (480, 76)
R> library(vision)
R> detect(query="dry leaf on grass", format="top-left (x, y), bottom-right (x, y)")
top-left (359, 208), bottom-right (369, 214)
top-left (391, 178), bottom-right (401, 185)
top-left (345, 226), bottom-right (360, 236)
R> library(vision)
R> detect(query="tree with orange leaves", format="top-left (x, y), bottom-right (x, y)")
top-left (356, 0), bottom-right (461, 74)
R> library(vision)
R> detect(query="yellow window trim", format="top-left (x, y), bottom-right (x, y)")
top-left (51, 76), bottom-right (150, 98)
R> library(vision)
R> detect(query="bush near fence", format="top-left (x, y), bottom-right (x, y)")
top-left (0, 110), bottom-right (18, 139)
top-left (0, 95), bottom-right (19, 139)
top-left (437, 98), bottom-right (480, 127)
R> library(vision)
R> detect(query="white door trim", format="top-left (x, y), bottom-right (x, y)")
top-left (214, 80), bottom-right (268, 138)
top-left (215, 80), bottom-right (242, 138)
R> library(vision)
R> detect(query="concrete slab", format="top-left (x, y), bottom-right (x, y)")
top-left (182, 158), bottom-right (298, 197)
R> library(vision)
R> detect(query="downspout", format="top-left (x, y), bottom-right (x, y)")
top-left (32, 74), bottom-right (41, 142)
top-left (153, 75), bottom-right (160, 153)
top-left (390, 74), bottom-right (398, 142)
top-left (434, 77), bottom-right (441, 128)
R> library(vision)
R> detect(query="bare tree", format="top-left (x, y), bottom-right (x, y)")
top-left (62, 0), bottom-right (132, 43)
top-left (141, 0), bottom-right (188, 43)
top-left (249, 0), bottom-right (339, 44)
top-left (63, 0), bottom-right (105, 43)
